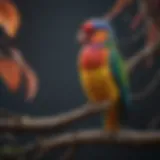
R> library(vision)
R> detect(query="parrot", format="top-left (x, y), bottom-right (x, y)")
top-left (77, 18), bottom-right (131, 131)
top-left (0, 0), bottom-right (39, 101)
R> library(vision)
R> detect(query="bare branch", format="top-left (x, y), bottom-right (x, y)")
top-left (126, 36), bottom-right (160, 73)
top-left (0, 102), bottom-right (110, 133)
top-left (131, 69), bottom-right (160, 100)
top-left (125, 0), bottom-right (160, 72)
top-left (26, 129), bottom-right (160, 152)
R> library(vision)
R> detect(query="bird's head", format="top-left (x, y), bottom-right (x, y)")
top-left (77, 18), bottom-right (112, 45)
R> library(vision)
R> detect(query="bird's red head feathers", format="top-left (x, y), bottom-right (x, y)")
top-left (77, 19), bottom-right (110, 44)
top-left (81, 21), bottom-right (94, 34)
top-left (77, 21), bottom-right (95, 44)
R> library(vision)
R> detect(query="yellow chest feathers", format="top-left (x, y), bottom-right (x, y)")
top-left (79, 65), bottom-right (120, 102)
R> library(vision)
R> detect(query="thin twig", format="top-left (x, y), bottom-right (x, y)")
top-left (126, 36), bottom-right (160, 73)
top-left (131, 69), bottom-right (160, 100)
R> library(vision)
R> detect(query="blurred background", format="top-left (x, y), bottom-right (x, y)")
top-left (0, 0), bottom-right (160, 159)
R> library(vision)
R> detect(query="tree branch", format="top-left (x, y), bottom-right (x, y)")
top-left (125, 0), bottom-right (160, 73)
top-left (0, 102), bottom-right (110, 133)
top-left (126, 36), bottom-right (160, 73)
top-left (131, 69), bottom-right (160, 100)
top-left (3, 128), bottom-right (160, 159)
top-left (22, 129), bottom-right (160, 153)
top-left (25, 129), bottom-right (160, 153)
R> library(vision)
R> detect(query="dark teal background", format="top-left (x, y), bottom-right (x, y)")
top-left (0, 0), bottom-right (160, 159)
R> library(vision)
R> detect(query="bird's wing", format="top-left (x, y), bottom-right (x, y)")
top-left (109, 48), bottom-right (131, 108)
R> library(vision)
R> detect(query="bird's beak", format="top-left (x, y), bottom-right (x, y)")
top-left (76, 30), bottom-right (88, 44)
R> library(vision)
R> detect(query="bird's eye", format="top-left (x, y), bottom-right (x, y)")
top-left (81, 23), bottom-right (93, 34)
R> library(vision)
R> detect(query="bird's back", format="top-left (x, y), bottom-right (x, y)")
top-left (109, 47), bottom-right (131, 108)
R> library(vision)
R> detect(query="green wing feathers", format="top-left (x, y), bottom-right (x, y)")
top-left (109, 49), bottom-right (131, 108)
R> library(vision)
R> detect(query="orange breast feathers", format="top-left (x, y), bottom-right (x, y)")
top-left (78, 45), bottom-right (109, 70)
top-left (0, 0), bottom-right (21, 38)
top-left (77, 45), bottom-right (120, 103)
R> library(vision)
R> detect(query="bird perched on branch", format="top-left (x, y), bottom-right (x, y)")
top-left (77, 18), bottom-right (131, 131)
top-left (0, 0), bottom-right (39, 101)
